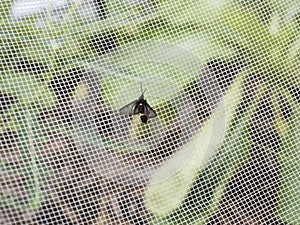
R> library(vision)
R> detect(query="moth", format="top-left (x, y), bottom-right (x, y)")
top-left (119, 85), bottom-right (157, 124)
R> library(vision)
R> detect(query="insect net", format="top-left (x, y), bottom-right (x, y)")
top-left (0, 0), bottom-right (299, 224)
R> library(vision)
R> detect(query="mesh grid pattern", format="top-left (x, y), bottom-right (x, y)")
top-left (0, 0), bottom-right (299, 224)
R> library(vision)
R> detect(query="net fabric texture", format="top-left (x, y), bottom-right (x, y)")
top-left (0, 0), bottom-right (299, 224)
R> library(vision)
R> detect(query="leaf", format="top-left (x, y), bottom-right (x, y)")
top-left (276, 96), bottom-right (300, 225)
top-left (157, 0), bottom-right (226, 25)
top-left (0, 107), bottom-right (48, 211)
top-left (0, 0), bottom-right (13, 21)
top-left (145, 71), bottom-right (246, 216)
top-left (91, 35), bottom-right (236, 110)
top-left (0, 73), bottom-right (56, 108)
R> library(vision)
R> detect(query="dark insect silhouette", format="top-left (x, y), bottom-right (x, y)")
top-left (119, 85), bottom-right (157, 124)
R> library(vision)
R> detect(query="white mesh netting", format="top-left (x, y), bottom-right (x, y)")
top-left (0, 0), bottom-right (299, 224)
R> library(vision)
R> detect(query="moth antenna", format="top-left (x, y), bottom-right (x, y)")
top-left (141, 83), bottom-right (147, 96)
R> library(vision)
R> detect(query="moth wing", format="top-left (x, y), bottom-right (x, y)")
top-left (119, 99), bottom-right (139, 116)
top-left (143, 101), bottom-right (157, 118)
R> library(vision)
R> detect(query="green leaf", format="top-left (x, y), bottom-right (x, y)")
top-left (0, 107), bottom-right (48, 211)
top-left (157, 0), bottom-right (226, 25)
top-left (276, 96), bottom-right (300, 225)
top-left (148, 72), bottom-right (266, 224)
top-left (90, 35), bottom-right (236, 110)
top-left (0, 73), bottom-right (56, 108)
top-left (145, 71), bottom-right (246, 217)
top-left (0, 0), bottom-right (12, 21)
